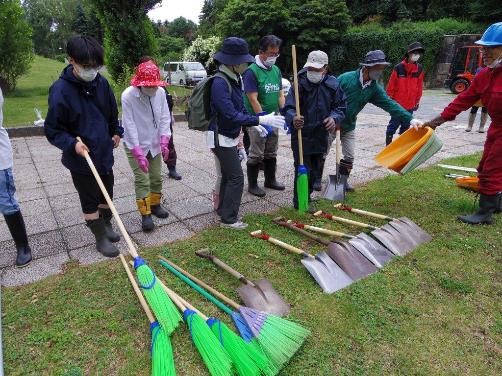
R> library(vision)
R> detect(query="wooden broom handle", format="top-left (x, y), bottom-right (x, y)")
top-left (250, 230), bottom-right (315, 259)
top-left (159, 280), bottom-right (209, 321)
top-left (119, 254), bottom-right (155, 324)
top-left (77, 137), bottom-right (138, 258)
top-left (158, 256), bottom-right (241, 310)
top-left (313, 210), bottom-right (378, 229)
top-left (292, 45), bottom-right (304, 166)
top-left (333, 203), bottom-right (394, 220)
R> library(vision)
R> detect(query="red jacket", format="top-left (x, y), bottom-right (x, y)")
top-left (386, 60), bottom-right (424, 111)
top-left (441, 66), bottom-right (502, 125)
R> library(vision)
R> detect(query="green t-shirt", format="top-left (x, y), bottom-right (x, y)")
top-left (243, 63), bottom-right (282, 115)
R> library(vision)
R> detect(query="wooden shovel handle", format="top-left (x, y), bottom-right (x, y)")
top-left (119, 255), bottom-right (155, 324)
top-left (158, 256), bottom-right (241, 310)
top-left (195, 249), bottom-right (255, 287)
top-left (292, 45), bottom-right (304, 165)
top-left (273, 217), bottom-right (330, 245)
top-left (250, 230), bottom-right (315, 259)
top-left (292, 220), bottom-right (354, 239)
top-left (334, 203), bottom-right (394, 220)
top-left (77, 137), bottom-right (138, 258)
top-left (313, 210), bottom-right (377, 230)
top-left (335, 129), bottom-right (341, 165)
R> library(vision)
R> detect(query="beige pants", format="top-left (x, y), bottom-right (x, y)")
top-left (247, 127), bottom-right (279, 165)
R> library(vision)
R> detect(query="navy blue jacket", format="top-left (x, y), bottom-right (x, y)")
top-left (284, 69), bottom-right (347, 155)
top-left (44, 65), bottom-right (123, 175)
top-left (209, 71), bottom-right (258, 140)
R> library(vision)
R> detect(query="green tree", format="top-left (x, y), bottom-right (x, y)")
top-left (158, 35), bottom-right (186, 62)
top-left (168, 17), bottom-right (197, 43)
top-left (89, 0), bottom-right (161, 81)
top-left (0, 0), bottom-right (34, 92)
top-left (183, 36), bottom-right (221, 73)
top-left (198, 0), bottom-right (228, 37)
top-left (72, 2), bottom-right (104, 44)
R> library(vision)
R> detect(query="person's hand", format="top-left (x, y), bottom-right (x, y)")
top-left (112, 135), bottom-right (121, 148)
top-left (238, 148), bottom-right (247, 162)
top-left (258, 113), bottom-right (286, 129)
top-left (75, 140), bottom-right (89, 157)
top-left (410, 118), bottom-right (424, 130)
top-left (423, 116), bottom-right (445, 130)
top-left (160, 135), bottom-right (170, 161)
top-left (253, 125), bottom-right (269, 138)
top-left (323, 117), bottom-right (339, 133)
top-left (293, 115), bottom-right (304, 130)
top-left (130, 146), bottom-right (149, 173)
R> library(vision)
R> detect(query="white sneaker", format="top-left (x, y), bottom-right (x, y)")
top-left (220, 221), bottom-right (248, 230)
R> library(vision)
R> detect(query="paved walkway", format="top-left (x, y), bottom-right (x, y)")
top-left (0, 90), bottom-right (487, 286)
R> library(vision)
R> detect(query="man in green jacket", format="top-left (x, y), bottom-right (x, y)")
top-left (336, 50), bottom-right (423, 191)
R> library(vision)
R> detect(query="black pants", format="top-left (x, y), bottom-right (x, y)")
top-left (71, 171), bottom-right (114, 214)
top-left (213, 145), bottom-right (244, 224)
top-left (470, 106), bottom-right (487, 114)
top-left (292, 152), bottom-right (323, 208)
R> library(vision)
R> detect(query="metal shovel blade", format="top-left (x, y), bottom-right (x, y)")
top-left (300, 252), bottom-right (353, 293)
top-left (370, 226), bottom-right (414, 256)
top-left (326, 241), bottom-right (377, 281)
top-left (324, 173), bottom-right (347, 201)
top-left (381, 222), bottom-right (419, 252)
top-left (237, 279), bottom-right (291, 317)
top-left (349, 233), bottom-right (395, 266)
top-left (391, 217), bottom-right (432, 244)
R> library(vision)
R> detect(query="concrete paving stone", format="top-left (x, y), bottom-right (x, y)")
top-left (111, 182), bottom-right (136, 199)
top-left (44, 182), bottom-right (79, 197)
top-left (53, 205), bottom-right (85, 227)
top-left (62, 223), bottom-right (95, 249)
top-left (16, 187), bottom-right (46, 203)
top-left (132, 222), bottom-right (195, 248)
top-left (69, 244), bottom-right (109, 265)
top-left (30, 230), bottom-right (67, 259)
top-left (1, 253), bottom-right (70, 287)
top-left (24, 213), bottom-right (58, 235)
top-left (109, 195), bottom-right (137, 214)
top-left (0, 240), bottom-right (16, 268)
top-left (49, 192), bottom-right (81, 210)
top-left (0, 221), bottom-right (11, 242)
top-left (240, 198), bottom-right (280, 216)
top-left (13, 157), bottom-right (34, 166)
top-left (168, 195), bottom-right (213, 220)
top-left (184, 211), bottom-right (220, 232)
top-left (119, 210), bottom-right (178, 234)
top-left (18, 198), bottom-right (51, 217)
top-left (164, 185), bottom-right (200, 203)
top-left (265, 190), bottom-right (295, 208)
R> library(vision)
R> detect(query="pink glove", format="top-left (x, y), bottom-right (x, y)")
top-left (131, 146), bottom-right (149, 173)
top-left (160, 135), bottom-right (170, 161)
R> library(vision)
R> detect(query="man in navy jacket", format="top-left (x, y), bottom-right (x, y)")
top-left (45, 36), bottom-right (123, 257)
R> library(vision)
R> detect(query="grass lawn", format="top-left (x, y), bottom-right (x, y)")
top-left (3, 56), bottom-right (192, 127)
top-left (2, 153), bottom-right (501, 375)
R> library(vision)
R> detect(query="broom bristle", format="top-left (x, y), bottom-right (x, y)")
top-left (184, 310), bottom-right (233, 376)
top-left (240, 307), bottom-right (310, 371)
top-left (150, 322), bottom-right (176, 376)
top-left (135, 258), bottom-right (182, 335)
top-left (230, 311), bottom-right (254, 342)
top-left (296, 168), bottom-right (309, 212)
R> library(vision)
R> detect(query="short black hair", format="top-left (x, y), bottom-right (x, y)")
top-left (66, 36), bottom-right (104, 67)
top-left (259, 35), bottom-right (282, 52)
top-left (138, 56), bottom-right (157, 65)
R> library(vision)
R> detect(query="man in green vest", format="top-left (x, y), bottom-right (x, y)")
top-left (243, 35), bottom-right (286, 197)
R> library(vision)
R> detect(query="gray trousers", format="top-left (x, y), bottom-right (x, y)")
top-left (247, 127), bottom-right (279, 165)
top-left (213, 145), bottom-right (243, 224)
top-left (326, 129), bottom-right (355, 163)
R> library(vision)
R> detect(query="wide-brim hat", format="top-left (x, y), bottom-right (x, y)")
top-left (131, 61), bottom-right (166, 87)
top-left (304, 50), bottom-right (329, 69)
top-left (360, 50), bottom-right (391, 67)
top-left (213, 37), bottom-right (254, 65)
top-left (406, 42), bottom-right (425, 55)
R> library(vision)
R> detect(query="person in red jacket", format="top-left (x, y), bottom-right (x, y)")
top-left (419, 22), bottom-right (502, 225)
top-left (385, 42), bottom-right (425, 145)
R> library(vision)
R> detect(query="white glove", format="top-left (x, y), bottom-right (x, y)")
top-left (238, 148), bottom-right (247, 162)
top-left (410, 118), bottom-right (424, 130)
top-left (258, 113), bottom-right (286, 130)
top-left (252, 125), bottom-right (269, 138)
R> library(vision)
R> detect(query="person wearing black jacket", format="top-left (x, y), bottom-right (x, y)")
top-left (45, 36), bottom-right (123, 257)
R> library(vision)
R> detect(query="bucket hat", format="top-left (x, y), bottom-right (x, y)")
top-left (360, 50), bottom-right (391, 67)
top-left (213, 37), bottom-right (254, 65)
top-left (406, 42), bottom-right (425, 55)
top-left (304, 50), bottom-right (329, 69)
top-left (131, 61), bottom-right (166, 87)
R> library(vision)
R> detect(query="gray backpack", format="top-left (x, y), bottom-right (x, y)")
top-left (186, 72), bottom-right (232, 131)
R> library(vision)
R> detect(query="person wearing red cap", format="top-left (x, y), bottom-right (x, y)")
top-left (122, 61), bottom-right (172, 232)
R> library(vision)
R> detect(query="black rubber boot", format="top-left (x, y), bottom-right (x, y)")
top-left (313, 158), bottom-right (325, 191)
top-left (339, 159), bottom-right (354, 192)
top-left (86, 218), bottom-right (119, 257)
top-left (168, 166), bottom-right (182, 180)
top-left (247, 163), bottom-right (266, 197)
top-left (99, 208), bottom-right (120, 243)
top-left (264, 158), bottom-right (285, 191)
top-left (496, 193), bottom-right (502, 214)
top-left (137, 197), bottom-right (155, 232)
top-left (150, 192), bottom-right (169, 219)
top-left (386, 133), bottom-right (394, 146)
top-left (4, 211), bottom-right (32, 267)
top-left (458, 193), bottom-right (500, 225)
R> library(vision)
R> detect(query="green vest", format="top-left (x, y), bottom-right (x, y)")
top-left (243, 63), bottom-right (281, 115)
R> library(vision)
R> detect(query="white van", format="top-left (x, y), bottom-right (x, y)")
top-left (163, 61), bottom-right (207, 86)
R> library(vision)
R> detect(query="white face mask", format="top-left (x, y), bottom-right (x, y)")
top-left (410, 53), bottom-right (421, 62)
top-left (75, 64), bottom-right (98, 82)
top-left (307, 71), bottom-right (324, 84)
top-left (487, 51), bottom-right (502, 69)
top-left (140, 87), bottom-right (158, 97)
top-left (264, 56), bottom-right (278, 68)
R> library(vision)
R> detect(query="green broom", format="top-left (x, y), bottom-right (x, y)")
top-left (120, 255), bottom-right (176, 376)
top-left (79, 142), bottom-right (181, 335)
top-left (292, 45), bottom-right (309, 213)
top-left (159, 257), bottom-right (309, 373)
top-left (157, 280), bottom-right (234, 376)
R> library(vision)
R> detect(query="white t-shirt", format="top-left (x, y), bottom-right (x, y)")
top-left (0, 88), bottom-right (14, 170)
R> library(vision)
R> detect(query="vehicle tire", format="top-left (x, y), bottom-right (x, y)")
top-left (450, 78), bottom-right (469, 94)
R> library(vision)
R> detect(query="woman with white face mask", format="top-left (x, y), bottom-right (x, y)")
top-left (121, 61), bottom-right (172, 232)
top-left (385, 42), bottom-right (425, 145)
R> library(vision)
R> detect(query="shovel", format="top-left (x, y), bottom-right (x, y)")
top-left (273, 217), bottom-right (377, 281)
top-left (334, 203), bottom-right (432, 250)
top-left (324, 129), bottom-right (347, 201)
top-left (250, 230), bottom-right (352, 294)
top-left (195, 248), bottom-right (290, 316)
